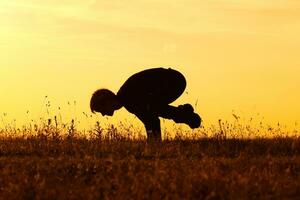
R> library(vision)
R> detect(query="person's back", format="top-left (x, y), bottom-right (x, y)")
top-left (117, 68), bottom-right (186, 114)
top-left (90, 67), bottom-right (201, 141)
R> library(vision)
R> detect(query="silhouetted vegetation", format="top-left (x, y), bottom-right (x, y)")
top-left (0, 119), bottom-right (300, 199)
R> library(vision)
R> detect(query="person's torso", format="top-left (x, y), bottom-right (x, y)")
top-left (117, 67), bottom-right (186, 114)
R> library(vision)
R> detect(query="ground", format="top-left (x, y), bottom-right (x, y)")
top-left (1, 131), bottom-right (300, 199)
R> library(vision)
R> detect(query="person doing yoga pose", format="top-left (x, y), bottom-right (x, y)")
top-left (90, 67), bottom-right (201, 141)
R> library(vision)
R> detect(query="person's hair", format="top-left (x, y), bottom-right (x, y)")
top-left (90, 89), bottom-right (119, 113)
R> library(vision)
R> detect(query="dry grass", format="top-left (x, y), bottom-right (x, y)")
top-left (0, 120), bottom-right (300, 199)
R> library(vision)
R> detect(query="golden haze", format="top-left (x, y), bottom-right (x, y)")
top-left (0, 0), bottom-right (299, 130)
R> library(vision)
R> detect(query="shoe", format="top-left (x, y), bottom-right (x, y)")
top-left (187, 113), bottom-right (201, 129)
top-left (177, 104), bottom-right (201, 128)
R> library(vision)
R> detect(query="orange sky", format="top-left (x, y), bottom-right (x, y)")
top-left (0, 0), bottom-right (300, 130)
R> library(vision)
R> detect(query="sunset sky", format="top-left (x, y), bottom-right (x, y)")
top-left (0, 0), bottom-right (299, 130)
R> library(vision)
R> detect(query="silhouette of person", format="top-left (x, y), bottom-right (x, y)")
top-left (90, 67), bottom-right (201, 141)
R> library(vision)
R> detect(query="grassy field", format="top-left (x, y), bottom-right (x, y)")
top-left (0, 121), bottom-right (300, 199)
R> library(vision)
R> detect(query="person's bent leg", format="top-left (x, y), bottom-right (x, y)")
top-left (158, 104), bottom-right (201, 129)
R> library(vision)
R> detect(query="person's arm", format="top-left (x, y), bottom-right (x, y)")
top-left (135, 112), bottom-right (162, 141)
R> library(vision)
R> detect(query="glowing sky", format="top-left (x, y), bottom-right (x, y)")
top-left (0, 0), bottom-right (300, 129)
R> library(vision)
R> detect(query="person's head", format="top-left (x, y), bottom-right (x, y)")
top-left (90, 89), bottom-right (122, 116)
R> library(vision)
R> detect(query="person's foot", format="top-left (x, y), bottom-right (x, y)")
top-left (178, 104), bottom-right (194, 113)
top-left (187, 113), bottom-right (201, 129)
top-left (178, 104), bottom-right (201, 128)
